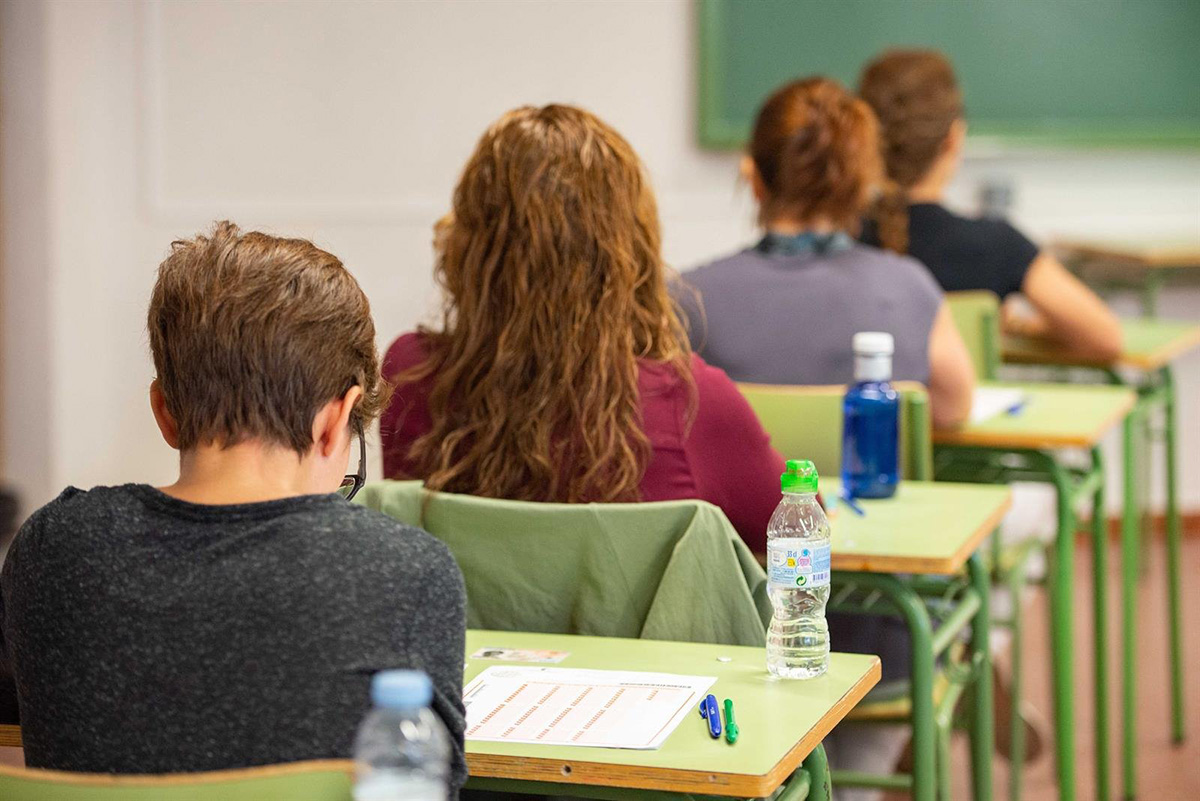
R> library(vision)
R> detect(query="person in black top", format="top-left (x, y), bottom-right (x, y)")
top-left (0, 222), bottom-right (468, 793)
top-left (858, 50), bottom-right (1123, 362)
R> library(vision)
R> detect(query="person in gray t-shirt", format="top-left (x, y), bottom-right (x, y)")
top-left (0, 222), bottom-right (467, 792)
top-left (680, 77), bottom-right (975, 430)
top-left (683, 237), bottom-right (942, 386)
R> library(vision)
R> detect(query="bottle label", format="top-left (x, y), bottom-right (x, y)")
top-left (767, 538), bottom-right (831, 589)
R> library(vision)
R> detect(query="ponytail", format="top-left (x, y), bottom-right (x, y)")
top-left (872, 182), bottom-right (910, 254)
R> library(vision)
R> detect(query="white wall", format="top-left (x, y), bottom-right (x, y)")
top-left (2, 0), bottom-right (1198, 516)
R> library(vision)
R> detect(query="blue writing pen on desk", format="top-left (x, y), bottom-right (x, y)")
top-left (698, 694), bottom-right (721, 738)
top-left (838, 490), bottom-right (866, 517)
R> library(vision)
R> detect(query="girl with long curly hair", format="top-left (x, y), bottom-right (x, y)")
top-left (380, 104), bottom-right (785, 551)
top-left (858, 49), bottom-right (1122, 361)
top-left (680, 77), bottom-right (976, 429)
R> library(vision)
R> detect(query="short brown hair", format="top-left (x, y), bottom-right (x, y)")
top-left (749, 77), bottom-right (883, 230)
top-left (148, 221), bottom-right (387, 454)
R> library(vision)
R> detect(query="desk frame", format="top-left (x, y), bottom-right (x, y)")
top-left (827, 555), bottom-right (994, 801)
top-left (933, 443), bottom-right (1112, 801)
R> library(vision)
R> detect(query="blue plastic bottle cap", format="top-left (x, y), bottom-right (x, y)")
top-left (371, 670), bottom-right (433, 710)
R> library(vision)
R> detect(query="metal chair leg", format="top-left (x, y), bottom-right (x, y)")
top-left (968, 554), bottom-right (995, 801)
top-left (1122, 408), bottom-right (1140, 800)
top-left (1162, 367), bottom-right (1186, 745)
top-left (1090, 446), bottom-right (1111, 801)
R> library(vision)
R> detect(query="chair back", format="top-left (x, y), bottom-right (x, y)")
top-left (0, 759), bottom-right (353, 801)
top-left (355, 483), bottom-right (768, 646)
top-left (736, 381), bottom-right (933, 481)
top-left (945, 290), bottom-right (1001, 380)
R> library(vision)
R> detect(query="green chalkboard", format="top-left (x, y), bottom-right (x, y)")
top-left (698, 0), bottom-right (1200, 149)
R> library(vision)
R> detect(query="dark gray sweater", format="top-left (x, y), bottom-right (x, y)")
top-left (0, 484), bottom-right (467, 792)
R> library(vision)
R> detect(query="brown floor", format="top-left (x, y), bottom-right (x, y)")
top-left (2, 539), bottom-right (1198, 797)
top-left (950, 535), bottom-right (1200, 800)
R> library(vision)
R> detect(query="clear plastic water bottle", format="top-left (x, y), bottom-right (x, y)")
top-left (841, 331), bottom-right (900, 499)
top-left (766, 459), bottom-right (831, 679)
top-left (353, 670), bottom-right (450, 801)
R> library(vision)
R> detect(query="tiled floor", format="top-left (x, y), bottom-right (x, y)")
top-left (951, 534), bottom-right (1200, 799)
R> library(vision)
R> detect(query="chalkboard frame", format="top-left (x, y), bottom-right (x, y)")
top-left (696, 0), bottom-right (1200, 151)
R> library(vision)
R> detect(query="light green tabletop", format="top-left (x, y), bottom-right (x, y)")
top-left (463, 630), bottom-right (880, 797)
top-left (823, 479), bottom-right (1010, 576)
top-left (1004, 318), bottom-right (1200, 371)
top-left (932, 381), bottom-right (1135, 450)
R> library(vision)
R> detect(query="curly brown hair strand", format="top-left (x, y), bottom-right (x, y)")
top-left (395, 105), bottom-right (693, 504)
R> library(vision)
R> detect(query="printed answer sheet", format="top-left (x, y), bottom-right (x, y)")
top-left (463, 666), bottom-right (716, 750)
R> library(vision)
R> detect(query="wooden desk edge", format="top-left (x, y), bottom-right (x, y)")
top-left (466, 657), bottom-right (883, 798)
top-left (1053, 241), bottom-right (1200, 269)
top-left (1004, 324), bottom-right (1200, 372)
top-left (932, 390), bottom-right (1134, 450)
top-left (831, 490), bottom-right (1012, 576)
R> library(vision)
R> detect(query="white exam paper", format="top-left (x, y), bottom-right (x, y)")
top-left (462, 666), bottom-right (715, 750)
top-left (969, 387), bottom-right (1028, 424)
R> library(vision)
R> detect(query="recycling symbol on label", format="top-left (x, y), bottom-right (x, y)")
top-left (796, 575), bottom-right (807, 586)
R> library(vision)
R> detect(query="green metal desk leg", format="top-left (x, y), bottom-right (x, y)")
top-left (801, 742), bottom-right (831, 801)
top-left (1090, 446), bottom-right (1111, 801)
top-left (1162, 367), bottom-right (1186, 745)
top-left (1140, 272), bottom-right (1164, 318)
top-left (830, 571), bottom-right (937, 801)
top-left (1046, 458), bottom-right (1078, 801)
top-left (1006, 551), bottom-right (1027, 801)
top-left (1122, 407), bottom-right (1140, 800)
top-left (968, 553), bottom-right (995, 801)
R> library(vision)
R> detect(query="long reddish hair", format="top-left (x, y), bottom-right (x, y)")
top-left (749, 77), bottom-right (883, 231)
top-left (393, 105), bottom-right (693, 503)
top-left (858, 50), bottom-right (963, 253)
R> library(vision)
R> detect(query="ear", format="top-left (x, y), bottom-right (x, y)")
top-left (312, 385), bottom-right (365, 459)
top-left (944, 118), bottom-right (967, 157)
top-left (740, 155), bottom-right (768, 205)
top-left (149, 379), bottom-right (180, 450)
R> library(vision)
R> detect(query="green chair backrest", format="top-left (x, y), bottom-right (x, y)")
top-left (945, 290), bottom-right (1001, 380)
top-left (736, 382), bottom-right (933, 481)
top-left (0, 760), bottom-right (353, 801)
top-left (356, 482), bottom-right (769, 647)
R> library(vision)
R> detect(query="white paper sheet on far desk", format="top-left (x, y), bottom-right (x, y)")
top-left (463, 666), bottom-right (715, 750)
top-left (969, 387), bottom-right (1028, 424)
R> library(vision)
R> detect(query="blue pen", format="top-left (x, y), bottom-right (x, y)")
top-left (1006, 398), bottom-right (1029, 416)
top-left (698, 694), bottom-right (722, 738)
top-left (839, 490), bottom-right (867, 517)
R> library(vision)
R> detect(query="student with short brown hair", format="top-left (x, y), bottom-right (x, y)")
top-left (859, 49), bottom-right (1123, 361)
top-left (0, 222), bottom-right (467, 789)
top-left (681, 77), bottom-right (976, 429)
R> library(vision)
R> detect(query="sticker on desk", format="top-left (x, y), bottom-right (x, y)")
top-left (463, 666), bottom-right (715, 749)
top-left (471, 647), bottom-right (570, 664)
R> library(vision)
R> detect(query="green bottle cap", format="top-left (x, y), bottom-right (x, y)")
top-left (781, 459), bottom-right (819, 494)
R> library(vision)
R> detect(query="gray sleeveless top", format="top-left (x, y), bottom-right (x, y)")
top-left (678, 236), bottom-right (943, 386)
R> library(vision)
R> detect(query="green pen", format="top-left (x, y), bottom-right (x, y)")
top-left (723, 698), bottom-right (739, 744)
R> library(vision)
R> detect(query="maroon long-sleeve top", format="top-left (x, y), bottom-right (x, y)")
top-left (379, 332), bottom-right (786, 553)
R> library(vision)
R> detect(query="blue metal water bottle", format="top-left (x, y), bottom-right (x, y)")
top-left (841, 332), bottom-right (899, 499)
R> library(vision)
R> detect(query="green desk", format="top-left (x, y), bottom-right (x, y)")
top-left (823, 479), bottom-right (1008, 801)
top-left (1004, 319), bottom-right (1198, 800)
top-left (463, 630), bottom-right (881, 799)
top-left (1055, 239), bottom-right (1200, 318)
top-left (933, 381), bottom-right (1136, 801)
